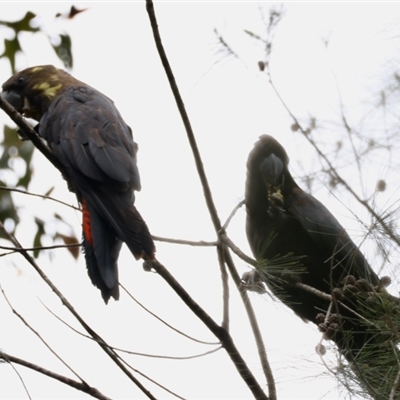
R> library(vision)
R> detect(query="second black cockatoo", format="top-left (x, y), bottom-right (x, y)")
top-left (245, 134), bottom-right (396, 362)
top-left (1, 65), bottom-right (155, 303)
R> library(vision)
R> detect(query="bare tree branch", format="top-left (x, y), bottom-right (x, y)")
top-left (147, 259), bottom-right (269, 400)
top-left (0, 351), bottom-right (112, 400)
top-left (0, 243), bottom-right (80, 256)
top-left (152, 235), bottom-right (216, 247)
top-left (40, 295), bottom-right (222, 360)
top-left (0, 284), bottom-right (87, 384)
top-left (0, 186), bottom-right (80, 211)
top-left (0, 220), bottom-right (157, 400)
top-left (145, 2), bottom-right (276, 398)
top-left (217, 246), bottom-right (230, 331)
top-left (2, 357), bottom-right (32, 400)
top-left (222, 200), bottom-right (245, 231)
top-left (120, 284), bottom-right (219, 345)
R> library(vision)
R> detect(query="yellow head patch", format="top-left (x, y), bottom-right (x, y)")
top-left (31, 66), bottom-right (44, 73)
top-left (32, 81), bottom-right (63, 99)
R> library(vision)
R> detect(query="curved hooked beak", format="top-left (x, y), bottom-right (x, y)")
top-left (259, 153), bottom-right (285, 186)
top-left (1, 90), bottom-right (23, 112)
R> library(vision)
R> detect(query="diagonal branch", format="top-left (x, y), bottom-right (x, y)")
top-left (120, 284), bottom-right (219, 345)
top-left (0, 186), bottom-right (80, 210)
top-left (145, 0), bottom-right (221, 234)
top-left (223, 248), bottom-right (276, 400)
top-left (145, 2), bottom-right (276, 399)
top-left (0, 284), bottom-right (87, 385)
top-left (0, 96), bottom-right (65, 173)
top-left (149, 259), bottom-right (268, 400)
top-left (0, 351), bottom-right (111, 400)
top-left (0, 221), bottom-right (157, 400)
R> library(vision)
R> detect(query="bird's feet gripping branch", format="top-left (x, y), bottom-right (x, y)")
top-left (2, 65), bottom-right (156, 303)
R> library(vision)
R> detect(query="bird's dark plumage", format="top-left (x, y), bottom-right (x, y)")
top-left (245, 135), bottom-right (394, 360)
top-left (2, 65), bottom-right (155, 303)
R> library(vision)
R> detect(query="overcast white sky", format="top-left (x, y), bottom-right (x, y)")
top-left (1, 2), bottom-right (400, 399)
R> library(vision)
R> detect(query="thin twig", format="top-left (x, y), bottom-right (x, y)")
top-left (0, 185), bottom-right (80, 211)
top-left (41, 295), bottom-right (222, 361)
top-left (293, 281), bottom-right (332, 301)
top-left (267, 73), bottom-right (400, 248)
top-left (151, 235), bottom-right (216, 247)
top-left (145, 0), bottom-right (221, 234)
top-left (1, 356), bottom-right (32, 400)
top-left (217, 246), bottom-right (230, 331)
top-left (145, 2), bottom-right (274, 398)
top-left (292, 280), bottom-right (382, 333)
top-left (0, 243), bottom-right (80, 256)
top-left (116, 346), bottom-right (223, 361)
top-left (120, 284), bottom-right (219, 345)
top-left (223, 248), bottom-right (277, 400)
top-left (219, 231), bottom-right (257, 267)
top-left (0, 352), bottom-right (111, 400)
top-left (0, 284), bottom-right (87, 385)
top-left (327, 60), bottom-right (366, 199)
top-left (116, 356), bottom-right (187, 400)
top-left (222, 200), bottom-right (245, 231)
top-left (148, 259), bottom-right (268, 400)
top-left (0, 221), bottom-right (157, 400)
top-left (214, 28), bottom-right (240, 60)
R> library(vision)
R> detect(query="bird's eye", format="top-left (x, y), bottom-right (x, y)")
top-left (17, 77), bottom-right (25, 85)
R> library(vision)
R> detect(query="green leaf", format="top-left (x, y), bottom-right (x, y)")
top-left (0, 125), bottom-right (35, 189)
top-left (2, 125), bottom-right (21, 148)
top-left (51, 34), bottom-right (73, 69)
top-left (33, 218), bottom-right (45, 258)
top-left (16, 140), bottom-right (35, 189)
top-left (0, 181), bottom-right (20, 238)
top-left (0, 11), bottom-right (39, 33)
top-left (0, 125), bottom-right (21, 169)
top-left (0, 37), bottom-right (22, 73)
top-left (0, 11), bottom-right (39, 72)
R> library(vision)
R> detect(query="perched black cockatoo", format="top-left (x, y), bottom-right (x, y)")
top-left (2, 65), bottom-right (155, 303)
top-left (245, 135), bottom-right (395, 361)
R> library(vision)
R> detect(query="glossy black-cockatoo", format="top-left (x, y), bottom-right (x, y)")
top-left (245, 135), bottom-right (396, 362)
top-left (1, 65), bottom-right (155, 303)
